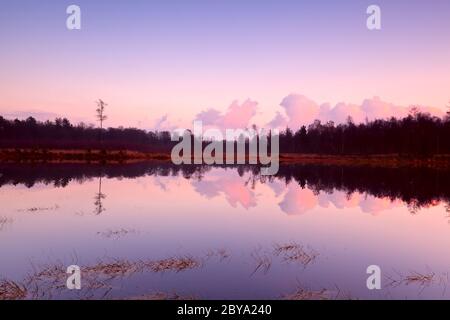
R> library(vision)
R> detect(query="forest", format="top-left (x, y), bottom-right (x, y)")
top-left (1, 109), bottom-right (449, 157)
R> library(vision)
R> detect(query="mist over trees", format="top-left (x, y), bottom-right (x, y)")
top-left (0, 110), bottom-right (449, 156)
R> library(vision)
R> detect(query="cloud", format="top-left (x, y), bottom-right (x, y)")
top-left (154, 94), bottom-right (446, 133)
top-left (267, 111), bottom-right (288, 128)
top-left (196, 99), bottom-right (258, 130)
top-left (195, 109), bottom-right (222, 126)
top-left (152, 114), bottom-right (178, 131)
top-left (267, 94), bottom-right (446, 129)
top-left (280, 94), bottom-right (319, 128)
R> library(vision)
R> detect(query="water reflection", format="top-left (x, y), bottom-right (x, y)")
top-left (93, 176), bottom-right (106, 215)
top-left (0, 162), bottom-right (449, 214)
top-left (1, 162), bottom-right (450, 299)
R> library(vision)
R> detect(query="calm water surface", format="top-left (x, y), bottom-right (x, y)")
top-left (0, 163), bottom-right (449, 299)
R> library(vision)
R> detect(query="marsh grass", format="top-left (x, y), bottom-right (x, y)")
top-left (124, 292), bottom-right (197, 300)
top-left (273, 242), bottom-right (318, 267)
top-left (250, 247), bottom-right (272, 275)
top-left (205, 248), bottom-right (230, 262)
top-left (282, 283), bottom-right (356, 300)
top-left (386, 270), bottom-right (436, 288)
top-left (0, 216), bottom-right (13, 231)
top-left (18, 204), bottom-right (59, 213)
top-left (79, 256), bottom-right (202, 279)
top-left (146, 256), bottom-right (202, 273)
top-left (3, 254), bottom-right (205, 299)
top-left (83, 259), bottom-right (143, 278)
top-left (403, 272), bottom-right (436, 286)
top-left (282, 288), bottom-right (329, 300)
top-left (24, 261), bottom-right (98, 299)
top-left (0, 280), bottom-right (27, 300)
top-left (384, 269), bottom-right (448, 296)
top-left (96, 228), bottom-right (138, 239)
top-left (0, 148), bottom-right (171, 163)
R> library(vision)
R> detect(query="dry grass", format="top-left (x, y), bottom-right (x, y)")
top-left (83, 259), bottom-right (143, 278)
top-left (2, 148), bottom-right (450, 168)
top-left (96, 228), bottom-right (138, 239)
top-left (205, 248), bottom-right (231, 262)
top-left (27, 263), bottom-right (66, 284)
top-left (124, 292), bottom-right (196, 300)
top-left (18, 205), bottom-right (59, 213)
top-left (0, 148), bottom-right (171, 163)
top-left (0, 280), bottom-right (27, 300)
top-left (19, 254), bottom-right (203, 299)
top-left (0, 248), bottom-right (229, 299)
top-left (24, 262), bottom-right (82, 299)
top-left (273, 242), bottom-right (318, 267)
top-left (403, 272), bottom-right (436, 286)
top-left (387, 270), bottom-right (436, 287)
top-left (282, 288), bottom-right (329, 300)
top-left (0, 216), bottom-right (13, 231)
top-left (250, 247), bottom-right (272, 275)
top-left (146, 256), bottom-right (202, 273)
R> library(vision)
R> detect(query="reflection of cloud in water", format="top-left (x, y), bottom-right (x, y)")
top-left (192, 170), bottom-right (257, 209)
top-left (320, 191), bottom-right (400, 215)
top-left (192, 172), bottom-right (402, 215)
top-left (358, 196), bottom-right (400, 215)
top-left (152, 177), bottom-right (168, 191)
top-left (276, 184), bottom-right (401, 216)
top-left (279, 187), bottom-right (317, 216)
top-left (267, 180), bottom-right (285, 197)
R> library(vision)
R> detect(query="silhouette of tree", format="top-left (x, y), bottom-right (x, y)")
top-left (95, 99), bottom-right (108, 129)
top-left (0, 110), bottom-right (450, 156)
top-left (95, 99), bottom-right (108, 145)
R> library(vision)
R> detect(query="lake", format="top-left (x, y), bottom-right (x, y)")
top-left (0, 162), bottom-right (449, 300)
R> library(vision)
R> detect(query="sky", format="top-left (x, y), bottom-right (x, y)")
top-left (0, 0), bottom-right (449, 130)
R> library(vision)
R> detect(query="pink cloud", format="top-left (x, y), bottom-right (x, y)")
top-left (152, 114), bottom-right (179, 131)
top-left (267, 94), bottom-right (446, 129)
top-left (196, 99), bottom-right (258, 130)
top-left (155, 94), bottom-right (446, 133)
top-left (280, 94), bottom-right (319, 128)
top-left (267, 111), bottom-right (287, 128)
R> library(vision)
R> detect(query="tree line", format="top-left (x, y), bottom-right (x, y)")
top-left (1, 109), bottom-right (450, 156)
top-left (0, 116), bottom-right (174, 152)
top-left (279, 110), bottom-right (450, 156)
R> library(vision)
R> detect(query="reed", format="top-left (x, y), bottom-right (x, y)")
top-left (273, 242), bottom-right (318, 267)
top-left (0, 280), bottom-right (27, 300)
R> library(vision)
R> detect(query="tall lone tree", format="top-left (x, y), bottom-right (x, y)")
top-left (95, 99), bottom-right (108, 145)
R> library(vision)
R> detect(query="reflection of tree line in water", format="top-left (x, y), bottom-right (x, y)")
top-left (0, 162), bottom-right (449, 211)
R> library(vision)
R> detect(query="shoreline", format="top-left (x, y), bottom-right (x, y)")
top-left (1, 148), bottom-right (450, 169)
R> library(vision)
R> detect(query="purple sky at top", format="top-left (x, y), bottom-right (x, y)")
top-left (0, 0), bottom-right (449, 129)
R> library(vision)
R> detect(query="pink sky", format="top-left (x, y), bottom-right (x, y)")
top-left (1, 1), bottom-right (449, 130)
